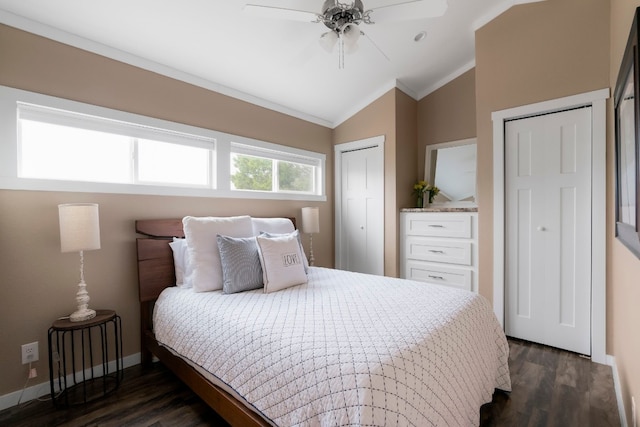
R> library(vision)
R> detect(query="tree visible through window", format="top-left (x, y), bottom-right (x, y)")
top-left (231, 154), bottom-right (272, 191)
top-left (279, 161), bottom-right (313, 192)
top-left (231, 154), bottom-right (315, 193)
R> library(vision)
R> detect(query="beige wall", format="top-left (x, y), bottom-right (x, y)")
top-left (609, 0), bottom-right (640, 423)
top-left (0, 24), bottom-right (333, 396)
top-left (417, 68), bottom-right (477, 177)
top-left (394, 90), bottom-right (418, 273)
top-left (333, 88), bottom-right (417, 277)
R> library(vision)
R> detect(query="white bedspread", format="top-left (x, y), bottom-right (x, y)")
top-left (153, 267), bottom-right (511, 427)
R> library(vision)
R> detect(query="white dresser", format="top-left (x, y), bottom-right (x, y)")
top-left (400, 210), bottom-right (478, 292)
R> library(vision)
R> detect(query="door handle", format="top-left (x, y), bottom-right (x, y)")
top-left (428, 224), bottom-right (444, 228)
top-left (428, 275), bottom-right (445, 280)
top-left (428, 250), bottom-right (445, 254)
top-left (537, 226), bottom-right (546, 231)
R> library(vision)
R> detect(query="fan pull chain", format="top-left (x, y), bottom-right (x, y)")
top-left (338, 34), bottom-right (345, 69)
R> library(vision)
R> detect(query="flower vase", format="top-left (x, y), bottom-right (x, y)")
top-left (416, 195), bottom-right (423, 208)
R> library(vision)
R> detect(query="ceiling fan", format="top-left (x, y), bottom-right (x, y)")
top-left (244, 0), bottom-right (448, 68)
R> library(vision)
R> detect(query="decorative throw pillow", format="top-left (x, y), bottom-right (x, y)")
top-left (259, 230), bottom-right (309, 273)
top-left (182, 215), bottom-right (254, 292)
top-left (256, 234), bottom-right (308, 293)
top-left (217, 235), bottom-right (263, 294)
top-left (168, 237), bottom-right (192, 288)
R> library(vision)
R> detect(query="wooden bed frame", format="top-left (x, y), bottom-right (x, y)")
top-left (135, 217), bottom-right (295, 427)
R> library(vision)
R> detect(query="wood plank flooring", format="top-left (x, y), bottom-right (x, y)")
top-left (0, 339), bottom-right (620, 427)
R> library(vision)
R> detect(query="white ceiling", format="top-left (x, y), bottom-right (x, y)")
top-left (0, 0), bottom-right (540, 128)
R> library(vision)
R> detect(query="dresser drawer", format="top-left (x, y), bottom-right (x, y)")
top-left (405, 236), bottom-right (471, 266)
top-left (404, 213), bottom-right (472, 238)
top-left (405, 261), bottom-right (472, 291)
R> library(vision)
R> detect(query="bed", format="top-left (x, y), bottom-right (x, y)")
top-left (136, 216), bottom-right (511, 426)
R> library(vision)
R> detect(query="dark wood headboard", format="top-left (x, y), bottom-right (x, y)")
top-left (135, 219), bottom-right (183, 303)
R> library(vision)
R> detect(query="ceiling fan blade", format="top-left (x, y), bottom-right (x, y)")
top-left (367, 0), bottom-right (448, 23)
top-left (243, 4), bottom-right (319, 22)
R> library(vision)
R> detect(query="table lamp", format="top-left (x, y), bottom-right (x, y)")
top-left (301, 207), bottom-right (320, 266)
top-left (58, 203), bottom-right (101, 322)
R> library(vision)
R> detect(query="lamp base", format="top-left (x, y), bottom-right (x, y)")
top-left (70, 308), bottom-right (96, 322)
top-left (70, 277), bottom-right (95, 322)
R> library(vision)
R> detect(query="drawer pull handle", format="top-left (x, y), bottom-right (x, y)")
top-left (428, 250), bottom-right (445, 254)
top-left (428, 275), bottom-right (445, 280)
top-left (428, 224), bottom-right (444, 228)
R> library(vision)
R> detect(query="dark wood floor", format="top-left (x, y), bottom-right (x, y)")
top-left (0, 339), bottom-right (620, 427)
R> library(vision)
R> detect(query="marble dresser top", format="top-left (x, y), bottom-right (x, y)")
top-left (401, 206), bottom-right (478, 213)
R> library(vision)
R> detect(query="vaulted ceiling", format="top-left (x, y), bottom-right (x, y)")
top-left (0, 0), bottom-right (541, 127)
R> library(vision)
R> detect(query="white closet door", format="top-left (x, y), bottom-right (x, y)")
top-left (340, 145), bottom-right (384, 276)
top-left (505, 107), bottom-right (592, 355)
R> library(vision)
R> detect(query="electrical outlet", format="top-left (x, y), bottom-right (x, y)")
top-left (21, 342), bottom-right (39, 364)
top-left (632, 396), bottom-right (637, 427)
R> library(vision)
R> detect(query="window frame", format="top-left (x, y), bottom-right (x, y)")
top-left (0, 85), bottom-right (326, 201)
top-left (230, 141), bottom-right (321, 195)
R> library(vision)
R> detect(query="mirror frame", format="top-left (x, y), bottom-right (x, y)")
top-left (424, 137), bottom-right (477, 207)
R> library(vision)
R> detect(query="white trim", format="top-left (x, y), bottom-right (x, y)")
top-left (491, 88), bottom-right (609, 363)
top-left (0, 352), bottom-right (141, 411)
top-left (608, 354), bottom-right (629, 427)
top-left (333, 81), bottom-right (400, 128)
top-left (473, 0), bottom-right (547, 31)
top-left (334, 135), bottom-right (385, 269)
top-left (417, 60), bottom-right (476, 100)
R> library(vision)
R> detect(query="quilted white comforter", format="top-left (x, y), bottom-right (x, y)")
top-left (153, 267), bottom-right (511, 427)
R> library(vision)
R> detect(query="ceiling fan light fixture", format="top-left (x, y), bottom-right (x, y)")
top-left (320, 0), bottom-right (367, 30)
top-left (342, 23), bottom-right (361, 49)
top-left (245, 0), bottom-right (448, 69)
top-left (319, 31), bottom-right (339, 53)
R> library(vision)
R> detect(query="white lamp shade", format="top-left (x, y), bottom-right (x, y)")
top-left (319, 31), bottom-right (338, 53)
top-left (342, 23), bottom-right (361, 48)
top-left (59, 203), bottom-right (101, 253)
top-left (301, 207), bottom-right (320, 234)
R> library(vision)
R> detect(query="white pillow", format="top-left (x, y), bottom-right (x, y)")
top-left (183, 216), bottom-right (254, 292)
top-left (256, 234), bottom-right (308, 293)
top-left (251, 217), bottom-right (295, 235)
top-left (259, 229), bottom-right (309, 273)
top-left (168, 237), bottom-right (192, 288)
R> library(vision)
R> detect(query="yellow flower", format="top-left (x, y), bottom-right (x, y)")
top-left (413, 180), bottom-right (433, 195)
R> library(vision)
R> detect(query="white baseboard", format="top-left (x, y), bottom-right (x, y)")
top-left (608, 354), bottom-right (628, 427)
top-left (0, 352), bottom-right (140, 412)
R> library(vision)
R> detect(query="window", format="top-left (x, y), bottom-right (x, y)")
top-left (18, 103), bottom-right (214, 188)
top-left (230, 142), bottom-right (318, 195)
top-left (0, 85), bottom-right (325, 200)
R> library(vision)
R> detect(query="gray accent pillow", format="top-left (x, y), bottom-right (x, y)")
top-left (217, 235), bottom-right (263, 294)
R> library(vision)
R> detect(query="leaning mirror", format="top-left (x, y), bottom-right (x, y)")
top-left (424, 138), bottom-right (477, 206)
